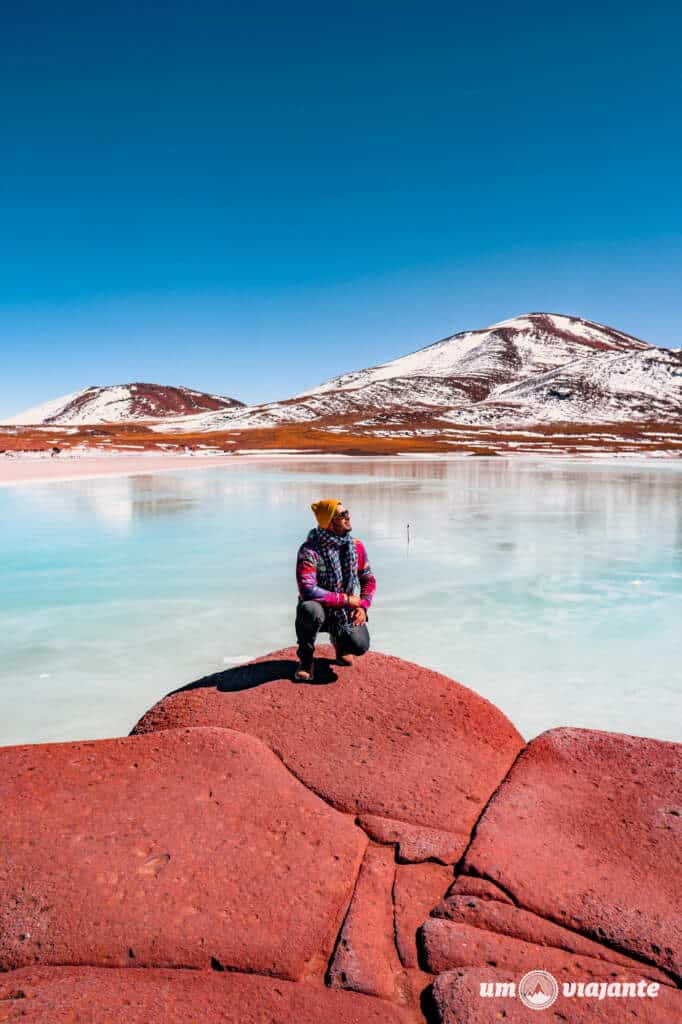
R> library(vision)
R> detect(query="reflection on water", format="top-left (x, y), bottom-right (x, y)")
top-left (1, 457), bottom-right (680, 746)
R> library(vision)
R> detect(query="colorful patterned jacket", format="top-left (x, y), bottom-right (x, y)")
top-left (296, 534), bottom-right (376, 609)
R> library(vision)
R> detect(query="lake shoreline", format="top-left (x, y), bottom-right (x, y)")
top-left (2, 447), bottom-right (680, 486)
top-left (0, 451), bottom-right (362, 486)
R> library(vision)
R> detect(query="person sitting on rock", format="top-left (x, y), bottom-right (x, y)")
top-left (294, 499), bottom-right (376, 681)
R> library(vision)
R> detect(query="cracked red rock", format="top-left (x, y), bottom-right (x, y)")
top-left (446, 876), bottom-right (513, 903)
top-left (429, 895), bottom-right (670, 983)
top-left (132, 646), bottom-right (524, 862)
top-left (358, 815), bottom-right (466, 864)
top-left (393, 862), bottom-right (454, 969)
top-left (430, 967), bottom-right (682, 1024)
top-left (0, 727), bottom-right (366, 979)
top-left (462, 728), bottom-right (682, 980)
top-left (0, 966), bottom-right (417, 1023)
top-left (328, 843), bottom-right (409, 1003)
top-left (421, 918), bottom-right (674, 987)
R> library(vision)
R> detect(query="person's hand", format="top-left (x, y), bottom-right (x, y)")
top-left (350, 606), bottom-right (367, 626)
top-left (347, 594), bottom-right (361, 608)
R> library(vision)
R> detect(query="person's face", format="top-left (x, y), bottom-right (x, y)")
top-left (329, 505), bottom-right (352, 535)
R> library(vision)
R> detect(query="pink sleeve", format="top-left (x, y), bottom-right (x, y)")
top-left (296, 548), bottom-right (346, 607)
top-left (355, 540), bottom-right (376, 609)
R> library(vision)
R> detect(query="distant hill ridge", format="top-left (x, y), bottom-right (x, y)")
top-left (4, 313), bottom-right (681, 427)
top-left (160, 311), bottom-right (682, 430)
top-left (3, 383), bottom-right (244, 426)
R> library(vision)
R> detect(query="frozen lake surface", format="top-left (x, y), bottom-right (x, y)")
top-left (1, 457), bottom-right (680, 745)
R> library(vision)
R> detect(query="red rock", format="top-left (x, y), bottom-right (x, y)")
top-left (329, 843), bottom-right (409, 1002)
top-left (0, 727), bottom-right (366, 979)
top-left (394, 863), bottom-right (454, 968)
top-left (429, 896), bottom-right (670, 983)
top-left (431, 967), bottom-right (682, 1024)
top-left (133, 647), bottom-right (523, 861)
top-left (358, 815), bottom-right (465, 864)
top-left (446, 876), bottom-right (513, 903)
top-left (421, 918), bottom-right (673, 987)
top-left (405, 967), bottom-right (438, 1017)
top-left (463, 728), bottom-right (682, 980)
top-left (0, 967), bottom-right (417, 1023)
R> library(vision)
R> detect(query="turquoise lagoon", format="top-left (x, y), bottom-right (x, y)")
top-left (1, 457), bottom-right (680, 746)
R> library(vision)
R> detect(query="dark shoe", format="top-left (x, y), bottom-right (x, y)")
top-left (294, 661), bottom-right (314, 682)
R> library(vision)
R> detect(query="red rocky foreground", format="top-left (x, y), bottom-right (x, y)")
top-left (0, 727), bottom-right (365, 978)
top-left (0, 967), bottom-right (415, 1023)
top-left (0, 650), bottom-right (680, 1022)
top-left (462, 728), bottom-right (682, 980)
top-left (430, 968), bottom-right (681, 1024)
top-left (132, 646), bottom-right (524, 864)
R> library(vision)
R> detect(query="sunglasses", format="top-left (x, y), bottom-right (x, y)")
top-left (333, 509), bottom-right (351, 519)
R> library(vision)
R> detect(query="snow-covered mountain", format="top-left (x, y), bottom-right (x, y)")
top-left (154, 376), bottom-right (474, 434)
top-left (439, 345), bottom-right (682, 426)
top-left (301, 312), bottom-right (652, 399)
top-left (3, 383), bottom-right (243, 425)
top-left (153, 312), bottom-right (681, 433)
top-left (6, 314), bottom-right (680, 433)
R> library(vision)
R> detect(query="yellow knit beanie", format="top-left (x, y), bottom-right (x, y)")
top-left (311, 499), bottom-right (341, 529)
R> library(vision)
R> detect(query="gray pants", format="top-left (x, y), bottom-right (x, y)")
top-left (295, 600), bottom-right (370, 666)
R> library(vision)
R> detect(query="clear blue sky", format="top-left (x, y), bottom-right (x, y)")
top-left (2, 1), bottom-right (681, 416)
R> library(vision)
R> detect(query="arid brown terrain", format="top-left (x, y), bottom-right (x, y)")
top-left (1, 417), bottom-right (681, 459)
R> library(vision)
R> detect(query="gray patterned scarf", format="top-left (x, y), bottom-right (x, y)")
top-left (308, 527), bottom-right (359, 626)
